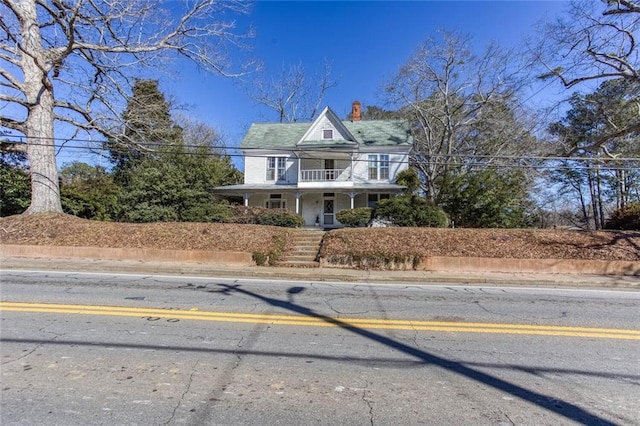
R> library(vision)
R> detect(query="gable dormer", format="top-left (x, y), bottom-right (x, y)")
top-left (296, 106), bottom-right (359, 147)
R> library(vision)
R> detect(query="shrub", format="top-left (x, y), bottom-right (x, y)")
top-left (373, 195), bottom-right (448, 227)
top-left (336, 207), bottom-right (372, 227)
top-left (231, 206), bottom-right (303, 228)
top-left (395, 168), bottom-right (421, 195)
top-left (181, 202), bottom-right (234, 223)
top-left (258, 210), bottom-right (304, 228)
top-left (605, 203), bottom-right (640, 230)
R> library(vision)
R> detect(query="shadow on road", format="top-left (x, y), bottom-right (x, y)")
top-left (1, 282), bottom-right (625, 424)
top-left (212, 283), bottom-right (616, 425)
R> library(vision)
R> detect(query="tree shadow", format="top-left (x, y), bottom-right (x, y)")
top-left (564, 231), bottom-right (640, 257)
top-left (590, 231), bottom-right (640, 253)
top-left (3, 338), bottom-right (638, 384)
top-left (210, 283), bottom-right (617, 425)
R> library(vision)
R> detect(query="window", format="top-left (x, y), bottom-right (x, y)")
top-left (367, 193), bottom-right (390, 208)
top-left (368, 154), bottom-right (390, 180)
top-left (266, 157), bottom-right (286, 181)
top-left (323, 129), bottom-right (333, 139)
top-left (380, 155), bottom-right (390, 180)
top-left (266, 194), bottom-right (286, 209)
top-left (368, 155), bottom-right (378, 180)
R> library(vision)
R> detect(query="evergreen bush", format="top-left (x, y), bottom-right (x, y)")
top-left (231, 206), bottom-right (303, 228)
top-left (182, 202), bottom-right (234, 223)
top-left (336, 207), bottom-right (373, 227)
top-left (605, 203), bottom-right (640, 230)
top-left (373, 195), bottom-right (448, 227)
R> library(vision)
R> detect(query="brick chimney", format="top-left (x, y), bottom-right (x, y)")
top-left (351, 101), bottom-right (361, 121)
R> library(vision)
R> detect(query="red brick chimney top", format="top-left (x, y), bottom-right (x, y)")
top-left (352, 101), bottom-right (361, 121)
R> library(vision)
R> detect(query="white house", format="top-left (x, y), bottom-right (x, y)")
top-left (215, 102), bottom-right (413, 227)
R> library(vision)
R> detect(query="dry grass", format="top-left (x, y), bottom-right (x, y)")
top-left (0, 213), bottom-right (292, 255)
top-left (2, 214), bottom-right (639, 268)
top-left (321, 227), bottom-right (640, 263)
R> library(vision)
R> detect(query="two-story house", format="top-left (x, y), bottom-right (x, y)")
top-left (216, 102), bottom-right (413, 227)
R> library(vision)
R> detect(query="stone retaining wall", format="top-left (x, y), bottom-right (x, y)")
top-left (0, 245), bottom-right (253, 266)
top-left (418, 257), bottom-right (639, 276)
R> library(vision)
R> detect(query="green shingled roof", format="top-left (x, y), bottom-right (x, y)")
top-left (240, 119), bottom-right (413, 149)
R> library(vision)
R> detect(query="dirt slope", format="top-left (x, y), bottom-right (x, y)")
top-left (321, 227), bottom-right (640, 261)
top-left (1, 213), bottom-right (639, 261)
top-left (0, 214), bottom-right (291, 254)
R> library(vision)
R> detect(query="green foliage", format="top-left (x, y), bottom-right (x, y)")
top-left (60, 162), bottom-right (121, 221)
top-left (547, 79), bottom-right (640, 229)
top-left (336, 207), bottom-right (372, 227)
top-left (117, 150), bottom-right (240, 223)
top-left (109, 81), bottom-right (243, 223)
top-left (181, 202), bottom-right (234, 223)
top-left (231, 206), bottom-right (303, 228)
top-left (253, 232), bottom-right (289, 265)
top-left (436, 168), bottom-right (532, 228)
top-left (106, 79), bottom-right (183, 173)
top-left (252, 252), bottom-right (268, 266)
top-left (395, 168), bottom-right (421, 195)
top-left (605, 203), bottom-right (640, 230)
top-left (0, 152), bottom-right (31, 216)
top-left (360, 105), bottom-right (403, 120)
top-left (373, 195), bottom-right (448, 227)
top-left (549, 79), bottom-right (640, 156)
top-left (259, 211), bottom-right (304, 228)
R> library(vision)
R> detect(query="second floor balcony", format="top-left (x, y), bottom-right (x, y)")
top-left (299, 168), bottom-right (348, 182)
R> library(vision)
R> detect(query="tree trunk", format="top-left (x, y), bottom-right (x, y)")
top-left (595, 165), bottom-right (605, 229)
top-left (585, 164), bottom-right (597, 230)
top-left (619, 169), bottom-right (627, 209)
top-left (19, 0), bottom-right (63, 214)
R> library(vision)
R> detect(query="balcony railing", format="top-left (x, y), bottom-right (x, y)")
top-left (299, 168), bottom-right (346, 182)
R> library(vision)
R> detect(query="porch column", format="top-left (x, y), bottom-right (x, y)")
top-left (295, 151), bottom-right (301, 183)
top-left (295, 192), bottom-right (301, 214)
top-left (350, 153), bottom-right (355, 181)
top-left (348, 192), bottom-right (357, 209)
top-left (243, 193), bottom-right (250, 207)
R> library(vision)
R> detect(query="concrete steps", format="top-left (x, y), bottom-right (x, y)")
top-left (279, 229), bottom-right (325, 268)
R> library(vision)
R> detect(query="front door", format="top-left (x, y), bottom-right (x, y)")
top-left (323, 194), bottom-right (335, 226)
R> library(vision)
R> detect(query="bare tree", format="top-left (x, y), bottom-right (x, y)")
top-left (245, 60), bottom-right (337, 123)
top-left (174, 113), bottom-right (226, 155)
top-left (537, 0), bottom-right (639, 88)
top-left (534, 0), bottom-right (640, 152)
top-left (0, 0), bottom-right (251, 214)
top-left (385, 31), bottom-right (535, 200)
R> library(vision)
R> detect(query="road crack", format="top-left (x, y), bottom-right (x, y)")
top-left (324, 297), bottom-right (370, 316)
top-left (362, 386), bottom-right (374, 426)
top-left (2, 321), bottom-right (62, 365)
top-left (165, 360), bottom-right (200, 425)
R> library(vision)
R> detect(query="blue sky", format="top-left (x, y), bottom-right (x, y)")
top-left (67, 1), bottom-right (571, 168)
top-left (164, 1), bottom-right (568, 148)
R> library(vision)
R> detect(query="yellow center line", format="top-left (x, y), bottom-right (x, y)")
top-left (2, 301), bottom-right (639, 340)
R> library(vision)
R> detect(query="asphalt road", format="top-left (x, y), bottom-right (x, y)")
top-left (1, 270), bottom-right (639, 425)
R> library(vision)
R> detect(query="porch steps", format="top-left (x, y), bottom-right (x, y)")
top-left (279, 229), bottom-right (325, 268)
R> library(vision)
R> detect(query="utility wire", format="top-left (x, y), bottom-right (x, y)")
top-left (4, 136), bottom-right (640, 163)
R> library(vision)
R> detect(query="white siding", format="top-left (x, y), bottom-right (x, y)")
top-left (244, 155), bottom-right (266, 184)
top-left (244, 151), bottom-right (297, 184)
top-left (301, 116), bottom-right (346, 142)
top-left (243, 150), bottom-right (408, 185)
top-left (351, 152), bottom-right (408, 183)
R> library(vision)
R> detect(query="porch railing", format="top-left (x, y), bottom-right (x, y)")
top-left (299, 168), bottom-right (346, 182)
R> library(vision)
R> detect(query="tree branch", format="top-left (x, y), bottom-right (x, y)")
top-left (603, 0), bottom-right (640, 15)
top-left (0, 115), bottom-right (26, 134)
top-left (0, 140), bottom-right (27, 153)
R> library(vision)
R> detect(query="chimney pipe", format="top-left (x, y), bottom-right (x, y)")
top-left (352, 101), bottom-right (361, 121)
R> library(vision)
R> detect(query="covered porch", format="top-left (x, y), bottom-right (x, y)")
top-left (214, 183), bottom-right (406, 227)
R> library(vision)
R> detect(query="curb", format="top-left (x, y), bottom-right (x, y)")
top-left (2, 256), bottom-right (639, 290)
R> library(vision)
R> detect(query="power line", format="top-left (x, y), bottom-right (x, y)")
top-left (4, 135), bottom-right (640, 163)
